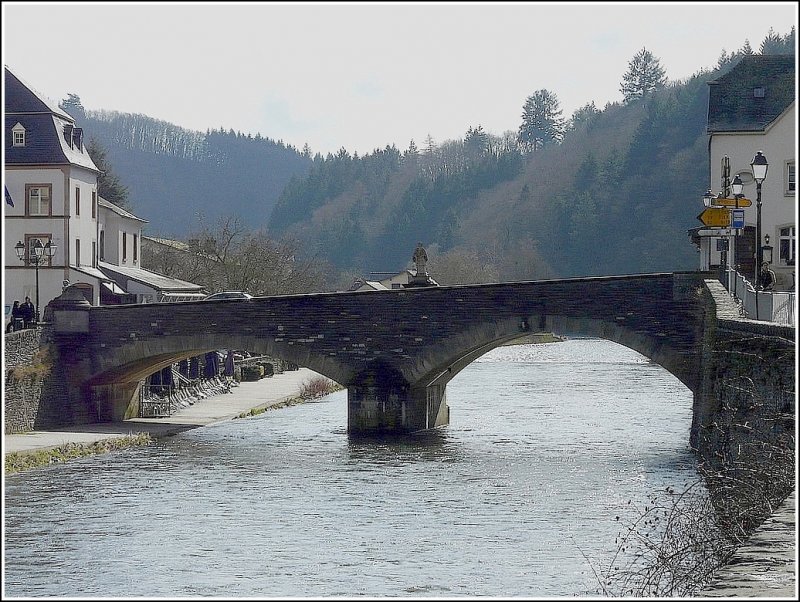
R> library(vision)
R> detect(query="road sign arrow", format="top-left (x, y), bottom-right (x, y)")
top-left (697, 207), bottom-right (731, 227)
top-left (710, 197), bottom-right (752, 208)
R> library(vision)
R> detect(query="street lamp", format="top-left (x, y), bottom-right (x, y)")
top-left (763, 234), bottom-right (773, 264)
top-left (751, 151), bottom-right (769, 286)
top-left (15, 238), bottom-right (57, 323)
top-left (731, 174), bottom-right (744, 198)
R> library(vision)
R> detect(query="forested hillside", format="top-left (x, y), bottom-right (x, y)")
top-left (71, 110), bottom-right (312, 236)
top-left (64, 26), bottom-right (793, 285)
top-left (266, 30), bottom-right (795, 280)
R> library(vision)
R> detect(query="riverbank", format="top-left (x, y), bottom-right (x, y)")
top-left (699, 489), bottom-right (796, 598)
top-left (4, 368), bottom-right (326, 474)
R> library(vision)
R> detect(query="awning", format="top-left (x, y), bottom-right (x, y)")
top-left (102, 281), bottom-right (128, 295)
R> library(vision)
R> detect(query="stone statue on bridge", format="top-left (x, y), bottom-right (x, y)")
top-left (412, 242), bottom-right (428, 277)
top-left (407, 242), bottom-right (435, 287)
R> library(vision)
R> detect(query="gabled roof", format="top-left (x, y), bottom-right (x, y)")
top-left (707, 55), bottom-right (796, 133)
top-left (4, 66), bottom-right (99, 172)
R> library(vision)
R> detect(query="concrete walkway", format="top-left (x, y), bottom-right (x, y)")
top-left (699, 489), bottom-right (797, 598)
top-left (3, 368), bottom-right (322, 455)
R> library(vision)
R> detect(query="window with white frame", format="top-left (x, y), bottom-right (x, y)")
top-left (12, 123), bottom-right (25, 146)
top-left (26, 184), bottom-right (51, 216)
top-left (786, 161), bottom-right (795, 196)
top-left (779, 225), bottom-right (795, 266)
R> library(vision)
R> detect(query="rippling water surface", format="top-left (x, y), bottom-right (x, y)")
top-left (4, 338), bottom-right (699, 597)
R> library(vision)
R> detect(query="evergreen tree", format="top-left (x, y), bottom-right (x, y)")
top-left (517, 89), bottom-right (565, 153)
top-left (620, 47), bottom-right (667, 103)
top-left (59, 93), bottom-right (85, 120)
top-left (567, 101), bottom-right (600, 131)
top-left (87, 138), bottom-right (130, 208)
top-left (464, 125), bottom-right (489, 158)
top-left (760, 26), bottom-right (795, 55)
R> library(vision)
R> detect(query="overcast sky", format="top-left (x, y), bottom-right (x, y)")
top-left (3, 2), bottom-right (797, 156)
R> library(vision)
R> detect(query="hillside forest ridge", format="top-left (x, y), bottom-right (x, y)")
top-left (57, 27), bottom-right (796, 295)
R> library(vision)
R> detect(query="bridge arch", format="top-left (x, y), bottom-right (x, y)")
top-left (49, 272), bottom-right (710, 432)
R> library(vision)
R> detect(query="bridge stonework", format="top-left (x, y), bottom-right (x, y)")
top-left (38, 272), bottom-right (724, 435)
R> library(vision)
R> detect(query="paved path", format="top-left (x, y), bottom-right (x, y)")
top-left (3, 368), bottom-right (321, 455)
top-left (699, 489), bottom-right (797, 598)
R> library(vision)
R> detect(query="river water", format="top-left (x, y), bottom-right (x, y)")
top-left (3, 338), bottom-right (700, 597)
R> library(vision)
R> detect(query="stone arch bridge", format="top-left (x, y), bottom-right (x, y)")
top-left (46, 271), bottom-right (728, 437)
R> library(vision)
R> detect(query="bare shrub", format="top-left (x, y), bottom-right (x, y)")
top-left (586, 481), bottom-right (736, 597)
top-left (586, 378), bottom-right (794, 597)
top-left (298, 376), bottom-right (340, 399)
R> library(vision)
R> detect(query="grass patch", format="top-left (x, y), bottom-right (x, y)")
top-left (5, 433), bottom-right (153, 475)
top-left (234, 376), bottom-right (343, 420)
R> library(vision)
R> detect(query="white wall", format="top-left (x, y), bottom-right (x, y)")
top-left (708, 102), bottom-right (796, 287)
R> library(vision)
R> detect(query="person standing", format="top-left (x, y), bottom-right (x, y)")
top-left (21, 296), bottom-right (35, 328)
top-left (10, 300), bottom-right (23, 332)
top-left (759, 262), bottom-right (777, 291)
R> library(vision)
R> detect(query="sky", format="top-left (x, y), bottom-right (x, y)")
top-left (2, 1), bottom-right (798, 157)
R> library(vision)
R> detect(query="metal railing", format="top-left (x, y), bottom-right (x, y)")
top-left (721, 268), bottom-right (796, 326)
top-left (139, 384), bottom-right (176, 417)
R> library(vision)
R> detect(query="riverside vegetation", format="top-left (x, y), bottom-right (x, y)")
top-left (67, 29), bottom-right (794, 290)
top-left (584, 371), bottom-right (795, 597)
top-left (5, 434), bottom-right (153, 476)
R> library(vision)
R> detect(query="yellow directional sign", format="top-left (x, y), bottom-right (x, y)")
top-left (710, 197), bottom-right (752, 208)
top-left (697, 207), bottom-right (731, 227)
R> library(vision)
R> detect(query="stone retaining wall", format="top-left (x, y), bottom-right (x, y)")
top-left (4, 328), bottom-right (47, 433)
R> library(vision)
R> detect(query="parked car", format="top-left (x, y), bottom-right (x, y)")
top-left (202, 291), bottom-right (253, 301)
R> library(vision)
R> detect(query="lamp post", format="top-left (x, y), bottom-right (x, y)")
top-left (730, 174), bottom-right (744, 281)
top-left (751, 151), bottom-right (769, 287)
top-left (763, 234), bottom-right (773, 264)
top-left (15, 238), bottom-right (57, 323)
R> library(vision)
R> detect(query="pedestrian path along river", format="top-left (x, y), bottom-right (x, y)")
top-left (3, 367), bottom-right (320, 455)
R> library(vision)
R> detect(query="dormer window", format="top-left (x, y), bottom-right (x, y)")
top-left (73, 127), bottom-right (83, 151)
top-left (63, 124), bottom-right (74, 148)
top-left (12, 123), bottom-right (25, 146)
top-left (753, 87), bottom-right (765, 98)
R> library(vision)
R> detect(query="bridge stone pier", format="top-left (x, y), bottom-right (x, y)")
top-left (45, 272), bottom-right (715, 435)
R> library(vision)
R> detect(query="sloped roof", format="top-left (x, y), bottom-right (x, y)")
top-left (707, 55), bottom-right (795, 133)
top-left (99, 196), bottom-right (147, 223)
top-left (4, 66), bottom-right (73, 119)
top-left (4, 66), bottom-right (99, 172)
top-left (142, 236), bottom-right (191, 252)
top-left (99, 261), bottom-right (203, 293)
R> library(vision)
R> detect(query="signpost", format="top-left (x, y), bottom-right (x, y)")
top-left (731, 209), bottom-right (745, 229)
top-left (709, 197), bottom-right (752, 208)
top-left (697, 207), bottom-right (731, 228)
top-left (696, 228), bottom-right (734, 237)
